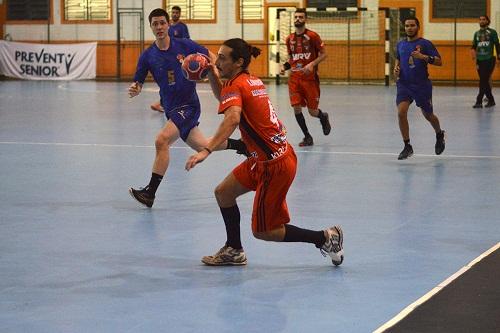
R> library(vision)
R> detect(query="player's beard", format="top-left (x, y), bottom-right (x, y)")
top-left (294, 21), bottom-right (305, 28)
top-left (479, 22), bottom-right (488, 28)
top-left (406, 30), bottom-right (417, 38)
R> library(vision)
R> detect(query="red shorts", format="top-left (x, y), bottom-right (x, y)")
top-left (232, 145), bottom-right (297, 232)
top-left (288, 77), bottom-right (320, 109)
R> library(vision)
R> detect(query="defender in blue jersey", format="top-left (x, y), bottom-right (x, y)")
top-left (394, 17), bottom-right (445, 160)
top-left (128, 8), bottom-right (247, 208)
top-left (169, 6), bottom-right (190, 39)
top-left (150, 5), bottom-right (191, 113)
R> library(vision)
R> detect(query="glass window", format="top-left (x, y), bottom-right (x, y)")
top-left (431, 0), bottom-right (487, 20)
top-left (307, 0), bottom-right (358, 8)
top-left (64, 0), bottom-right (111, 21)
top-left (7, 0), bottom-right (49, 21)
top-left (239, 0), bottom-right (264, 21)
top-left (165, 0), bottom-right (215, 21)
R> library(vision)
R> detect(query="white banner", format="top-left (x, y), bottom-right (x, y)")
top-left (0, 41), bottom-right (97, 80)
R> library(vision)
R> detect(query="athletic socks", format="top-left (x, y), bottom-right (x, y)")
top-left (147, 173), bottom-right (163, 195)
top-left (220, 205), bottom-right (242, 250)
top-left (295, 113), bottom-right (310, 137)
top-left (283, 224), bottom-right (326, 248)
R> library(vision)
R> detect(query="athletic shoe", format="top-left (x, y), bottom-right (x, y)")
top-left (201, 245), bottom-right (247, 266)
top-left (485, 101), bottom-right (496, 108)
top-left (320, 225), bottom-right (344, 266)
top-left (319, 110), bottom-right (332, 135)
top-left (472, 103), bottom-right (483, 109)
top-left (398, 144), bottom-right (413, 160)
top-left (299, 135), bottom-right (314, 147)
top-left (435, 130), bottom-right (445, 155)
top-left (129, 186), bottom-right (155, 208)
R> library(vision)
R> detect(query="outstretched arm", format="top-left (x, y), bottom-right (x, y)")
top-left (207, 51), bottom-right (223, 100)
top-left (185, 106), bottom-right (241, 170)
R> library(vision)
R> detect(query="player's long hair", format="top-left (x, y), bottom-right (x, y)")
top-left (223, 38), bottom-right (261, 70)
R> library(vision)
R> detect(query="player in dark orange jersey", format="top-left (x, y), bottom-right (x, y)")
top-left (185, 38), bottom-right (344, 267)
top-left (281, 8), bottom-right (331, 146)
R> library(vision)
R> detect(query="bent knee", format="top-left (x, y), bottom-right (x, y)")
top-left (252, 227), bottom-right (284, 242)
top-left (252, 230), bottom-right (269, 240)
top-left (214, 182), bottom-right (230, 202)
top-left (307, 108), bottom-right (317, 116)
top-left (155, 133), bottom-right (171, 149)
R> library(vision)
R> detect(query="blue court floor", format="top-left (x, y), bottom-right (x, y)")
top-left (0, 80), bottom-right (499, 332)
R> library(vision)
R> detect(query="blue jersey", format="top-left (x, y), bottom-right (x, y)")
top-left (396, 38), bottom-right (440, 84)
top-left (133, 38), bottom-right (206, 112)
top-left (169, 22), bottom-right (190, 39)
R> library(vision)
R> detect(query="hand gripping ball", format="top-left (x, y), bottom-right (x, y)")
top-left (181, 53), bottom-right (210, 81)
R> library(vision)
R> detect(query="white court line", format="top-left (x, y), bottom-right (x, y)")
top-left (1, 141), bottom-right (500, 159)
top-left (373, 242), bottom-right (500, 333)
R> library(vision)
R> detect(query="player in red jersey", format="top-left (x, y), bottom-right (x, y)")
top-left (185, 38), bottom-right (344, 267)
top-left (281, 8), bottom-right (331, 146)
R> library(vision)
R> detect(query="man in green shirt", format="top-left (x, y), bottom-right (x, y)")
top-left (471, 15), bottom-right (500, 108)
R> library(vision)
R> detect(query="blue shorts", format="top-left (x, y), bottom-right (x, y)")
top-left (164, 104), bottom-right (201, 141)
top-left (396, 80), bottom-right (434, 113)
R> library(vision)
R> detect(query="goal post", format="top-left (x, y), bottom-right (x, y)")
top-left (276, 7), bottom-right (391, 86)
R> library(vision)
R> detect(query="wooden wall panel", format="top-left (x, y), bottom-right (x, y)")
top-left (96, 42), bottom-right (117, 77)
top-left (5, 40), bottom-right (496, 82)
top-left (428, 41), bottom-right (500, 81)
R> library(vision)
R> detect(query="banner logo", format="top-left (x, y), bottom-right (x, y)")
top-left (0, 41), bottom-right (96, 80)
top-left (15, 49), bottom-right (76, 77)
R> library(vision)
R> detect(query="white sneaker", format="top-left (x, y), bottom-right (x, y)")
top-left (320, 225), bottom-right (344, 266)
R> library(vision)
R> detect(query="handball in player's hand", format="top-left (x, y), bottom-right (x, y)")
top-left (181, 53), bottom-right (210, 81)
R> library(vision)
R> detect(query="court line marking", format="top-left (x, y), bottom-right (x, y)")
top-left (373, 242), bottom-right (500, 333)
top-left (1, 141), bottom-right (500, 159)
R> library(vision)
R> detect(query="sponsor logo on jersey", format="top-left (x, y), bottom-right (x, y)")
top-left (270, 145), bottom-right (287, 159)
top-left (246, 78), bottom-right (264, 86)
top-left (221, 92), bottom-right (238, 100)
top-left (271, 132), bottom-right (287, 144)
top-left (251, 89), bottom-right (267, 97)
top-left (221, 96), bottom-right (238, 104)
top-left (292, 53), bottom-right (311, 60)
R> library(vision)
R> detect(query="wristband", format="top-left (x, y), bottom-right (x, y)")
top-left (283, 62), bottom-right (291, 70)
top-left (427, 56), bottom-right (435, 64)
top-left (203, 147), bottom-right (212, 154)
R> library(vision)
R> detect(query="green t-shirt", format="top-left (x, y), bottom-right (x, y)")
top-left (472, 28), bottom-right (499, 61)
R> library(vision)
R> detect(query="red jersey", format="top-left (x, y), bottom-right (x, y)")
top-left (218, 71), bottom-right (288, 161)
top-left (286, 29), bottom-right (324, 81)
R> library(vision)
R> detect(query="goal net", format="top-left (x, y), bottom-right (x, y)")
top-left (277, 8), bottom-right (387, 84)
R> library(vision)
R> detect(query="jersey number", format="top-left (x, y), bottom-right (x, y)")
top-left (268, 100), bottom-right (279, 128)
